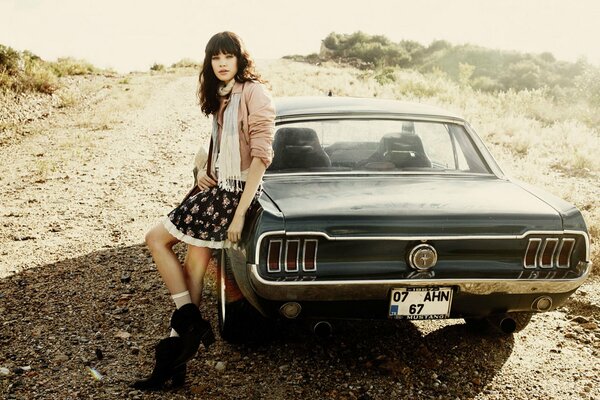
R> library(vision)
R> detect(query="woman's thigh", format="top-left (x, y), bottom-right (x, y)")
top-left (185, 244), bottom-right (213, 266)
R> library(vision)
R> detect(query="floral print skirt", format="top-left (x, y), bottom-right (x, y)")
top-left (163, 183), bottom-right (260, 249)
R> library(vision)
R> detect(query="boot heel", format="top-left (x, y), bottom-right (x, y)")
top-left (171, 363), bottom-right (186, 388)
top-left (201, 329), bottom-right (215, 348)
top-left (130, 337), bottom-right (184, 391)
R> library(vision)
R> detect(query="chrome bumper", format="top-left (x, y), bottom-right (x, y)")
top-left (247, 262), bottom-right (592, 301)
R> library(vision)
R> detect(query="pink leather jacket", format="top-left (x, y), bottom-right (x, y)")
top-left (216, 80), bottom-right (276, 169)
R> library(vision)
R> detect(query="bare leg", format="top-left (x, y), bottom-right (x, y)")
top-left (145, 223), bottom-right (187, 295)
top-left (183, 244), bottom-right (212, 306)
top-left (134, 223), bottom-right (213, 391)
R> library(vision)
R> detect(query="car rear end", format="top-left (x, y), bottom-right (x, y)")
top-left (244, 225), bottom-right (590, 322)
top-left (229, 99), bottom-right (592, 333)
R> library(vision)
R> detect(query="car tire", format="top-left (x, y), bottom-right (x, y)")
top-left (216, 250), bottom-right (273, 343)
top-left (464, 312), bottom-right (533, 335)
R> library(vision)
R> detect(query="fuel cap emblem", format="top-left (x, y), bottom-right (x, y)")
top-left (408, 244), bottom-right (438, 270)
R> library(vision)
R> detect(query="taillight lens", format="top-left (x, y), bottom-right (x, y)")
top-left (524, 239), bottom-right (541, 268)
top-left (267, 240), bottom-right (282, 272)
top-left (285, 240), bottom-right (300, 271)
top-left (524, 237), bottom-right (576, 269)
top-left (556, 238), bottom-right (575, 268)
top-left (266, 238), bottom-right (318, 273)
top-left (303, 239), bottom-right (318, 271)
top-left (540, 238), bottom-right (559, 268)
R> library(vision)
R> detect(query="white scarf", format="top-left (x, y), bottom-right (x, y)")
top-left (211, 84), bottom-right (242, 192)
top-left (217, 79), bottom-right (235, 97)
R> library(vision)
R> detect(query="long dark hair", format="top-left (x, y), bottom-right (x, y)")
top-left (198, 31), bottom-right (263, 116)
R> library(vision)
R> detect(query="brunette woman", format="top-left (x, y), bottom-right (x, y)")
top-left (132, 31), bottom-right (275, 390)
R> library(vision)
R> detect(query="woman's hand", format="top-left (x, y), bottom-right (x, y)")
top-left (227, 213), bottom-right (245, 243)
top-left (196, 171), bottom-right (217, 191)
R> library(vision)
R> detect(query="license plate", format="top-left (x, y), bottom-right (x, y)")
top-left (389, 287), bottom-right (453, 320)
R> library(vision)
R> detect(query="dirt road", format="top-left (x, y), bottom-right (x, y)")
top-left (0, 67), bottom-right (598, 399)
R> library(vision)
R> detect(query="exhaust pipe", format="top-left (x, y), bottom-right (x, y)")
top-left (498, 317), bottom-right (517, 334)
top-left (487, 315), bottom-right (517, 334)
top-left (312, 321), bottom-right (333, 338)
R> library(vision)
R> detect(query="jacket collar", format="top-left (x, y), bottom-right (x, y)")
top-left (232, 81), bottom-right (244, 94)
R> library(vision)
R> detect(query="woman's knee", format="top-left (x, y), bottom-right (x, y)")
top-left (145, 224), bottom-right (175, 252)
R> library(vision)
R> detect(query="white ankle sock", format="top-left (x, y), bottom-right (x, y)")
top-left (171, 290), bottom-right (192, 309)
top-left (169, 291), bottom-right (192, 337)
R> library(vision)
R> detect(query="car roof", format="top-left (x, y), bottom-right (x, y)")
top-left (274, 96), bottom-right (464, 121)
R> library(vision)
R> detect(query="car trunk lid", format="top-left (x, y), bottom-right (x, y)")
top-left (262, 174), bottom-right (563, 236)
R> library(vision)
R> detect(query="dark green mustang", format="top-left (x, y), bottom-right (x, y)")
top-left (216, 96), bottom-right (592, 342)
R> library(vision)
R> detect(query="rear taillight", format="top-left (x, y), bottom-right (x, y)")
top-left (303, 239), bottom-right (318, 271)
top-left (556, 238), bottom-right (575, 268)
top-left (267, 240), bottom-right (282, 272)
top-left (539, 238), bottom-right (559, 268)
top-left (266, 238), bottom-right (318, 273)
top-left (524, 237), bottom-right (576, 269)
top-left (524, 239), bottom-right (542, 268)
top-left (285, 240), bottom-right (300, 272)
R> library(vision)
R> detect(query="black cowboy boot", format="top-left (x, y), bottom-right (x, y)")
top-left (130, 337), bottom-right (184, 391)
top-left (169, 303), bottom-right (215, 367)
top-left (170, 363), bottom-right (187, 388)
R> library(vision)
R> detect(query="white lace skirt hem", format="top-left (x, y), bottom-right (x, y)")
top-left (162, 217), bottom-right (235, 249)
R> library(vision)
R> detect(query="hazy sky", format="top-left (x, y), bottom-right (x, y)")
top-left (1, 0), bottom-right (599, 72)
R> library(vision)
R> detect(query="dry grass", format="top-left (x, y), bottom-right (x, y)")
top-left (52, 57), bottom-right (98, 77)
top-left (32, 158), bottom-right (59, 182)
top-left (56, 90), bottom-right (78, 108)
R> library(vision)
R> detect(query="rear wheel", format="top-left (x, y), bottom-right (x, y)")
top-left (216, 250), bottom-right (273, 343)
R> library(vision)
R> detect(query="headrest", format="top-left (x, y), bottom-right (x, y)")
top-left (379, 132), bottom-right (425, 154)
top-left (273, 127), bottom-right (320, 150)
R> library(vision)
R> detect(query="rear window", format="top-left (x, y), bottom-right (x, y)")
top-left (267, 119), bottom-right (490, 174)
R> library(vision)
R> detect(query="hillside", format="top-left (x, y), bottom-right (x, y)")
top-left (288, 31), bottom-right (600, 100)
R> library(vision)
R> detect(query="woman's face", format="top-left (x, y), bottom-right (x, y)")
top-left (211, 52), bottom-right (238, 84)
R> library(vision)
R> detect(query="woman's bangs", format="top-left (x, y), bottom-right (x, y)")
top-left (206, 35), bottom-right (239, 57)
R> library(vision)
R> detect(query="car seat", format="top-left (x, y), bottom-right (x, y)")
top-left (269, 127), bottom-right (332, 171)
top-left (367, 132), bottom-right (432, 169)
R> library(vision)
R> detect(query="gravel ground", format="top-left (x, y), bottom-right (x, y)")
top-left (0, 67), bottom-right (598, 400)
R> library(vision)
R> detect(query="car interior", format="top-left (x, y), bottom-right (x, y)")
top-left (268, 122), bottom-right (436, 172)
top-left (269, 127), bottom-right (332, 171)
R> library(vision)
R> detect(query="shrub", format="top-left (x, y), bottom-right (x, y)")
top-left (0, 44), bottom-right (21, 75)
top-left (1, 44), bottom-right (100, 94)
top-left (171, 58), bottom-right (201, 68)
top-left (150, 63), bottom-right (165, 72)
top-left (374, 67), bottom-right (396, 85)
top-left (57, 90), bottom-right (78, 108)
top-left (304, 53), bottom-right (322, 64)
top-left (316, 31), bottom-right (597, 98)
top-left (471, 76), bottom-right (503, 92)
top-left (13, 53), bottom-right (59, 94)
top-left (52, 57), bottom-right (96, 76)
top-left (458, 63), bottom-right (475, 87)
top-left (574, 66), bottom-right (600, 107)
top-left (0, 71), bottom-right (14, 89)
top-left (21, 62), bottom-right (59, 94)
